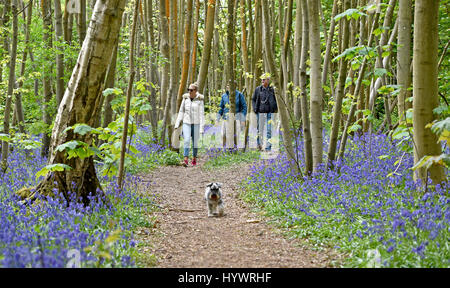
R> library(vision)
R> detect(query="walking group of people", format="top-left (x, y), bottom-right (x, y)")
top-left (174, 74), bottom-right (278, 167)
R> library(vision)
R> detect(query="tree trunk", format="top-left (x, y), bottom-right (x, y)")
top-left (145, 0), bottom-right (159, 141)
top-left (196, 0), bottom-right (216, 92)
top-left (225, 0), bottom-right (236, 149)
top-left (280, 0), bottom-right (293, 105)
top-left (176, 0), bottom-right (193, 111)
top-left (327, 0), bottom-right (350, 168)
top-left (118, 0), bottom-right (139, 189)
top-left (397, 0), bottom-right (412, 125)
top-left (41, 0), bottom-right (53, 157)
top-left (307, 0), bottom-right (323, 172)
top-left (54, 0), bottom-right (65, 106)
top-left (293, 0), bottom-right (302, 120)
top-left (30, 0), bottom-right (127, 205)
top-left (299, 0), bottom-right (313, 174)
top-left (78, 0), bottom-right (87, 43)
top-left (1, 0), bottom-right (18, 171)
top-left (169, 0), bottom-right (179, 117)
top-left (159, 0), bottom-right (171, 143)
top-left (413, 0), bottom-right (445, 185)
top-left (15, 0), bottom-right (32, 134)
top-left (189, 0), bottom-right (200, 84)
top-left (102, 42), bottom-right (118, 128)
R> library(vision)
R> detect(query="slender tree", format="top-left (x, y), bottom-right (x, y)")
top-left (118, 0), bottom-right (139, 189)
top-left (196, 0), bottom-right (216, 92)
top-left (397, 0), bottom-right (412, 125)
top-left (225, 0), bottom-right (236, 148)
top-left (307, 0), bottom-right (323, 171)
top-left (54, 0), bottom-right (65, 106)
top-left (412, 0), bottom-right (445, 185)
top-left (41, 0), bottom-right (53, 157)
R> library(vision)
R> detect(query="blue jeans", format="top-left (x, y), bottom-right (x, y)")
top-left (256, 113), bottom-right (272, 151)
top-left (182, 123), bottom-right (199, 157)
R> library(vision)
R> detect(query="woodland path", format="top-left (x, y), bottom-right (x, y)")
top-left (136, 158), bottom-right (341, 268)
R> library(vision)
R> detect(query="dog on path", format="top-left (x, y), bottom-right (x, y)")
top-left (204, 182), bottom-right (224, 217)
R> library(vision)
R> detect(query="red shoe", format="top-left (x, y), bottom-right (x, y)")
top-left (191, 158), bottom-right (197, 166)
top-left (183, 159), bottom-right (189, 167)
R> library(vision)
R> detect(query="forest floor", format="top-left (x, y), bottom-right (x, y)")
top-left (135, 157), bottom-right (342, 267)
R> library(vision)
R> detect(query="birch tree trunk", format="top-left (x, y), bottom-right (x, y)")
top-left (307, 0), bottom-right (323, 171)
top-left (29, 0), bottom-right (127, 204)
top-left (412, 0), bottom-right (445, 185)
top-left (78, 0), bottom-right (87, 43)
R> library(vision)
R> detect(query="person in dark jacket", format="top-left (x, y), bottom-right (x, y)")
top-left (218, 86), bottom-right (247, 148)
top-left (252, 74), bottom-right (277, 151)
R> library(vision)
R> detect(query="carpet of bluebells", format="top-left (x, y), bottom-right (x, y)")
top-left (244, 133), bottom-right (449, 267)
top-left (0, 127), bottom-right (166, 267)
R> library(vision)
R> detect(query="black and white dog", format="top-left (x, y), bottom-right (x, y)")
top-left (204, 182), bottom-right (224, 217)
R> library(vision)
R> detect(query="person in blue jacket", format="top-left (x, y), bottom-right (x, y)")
top-left (218, 85), bottom-right (247, 148)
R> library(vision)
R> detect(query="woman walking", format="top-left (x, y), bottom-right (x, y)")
top-left (174, 83), bottom-right (205, 166)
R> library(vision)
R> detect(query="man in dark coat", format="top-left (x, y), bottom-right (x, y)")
top-left (252, 74), bottom-right (277, 151)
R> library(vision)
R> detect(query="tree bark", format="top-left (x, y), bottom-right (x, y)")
top-left (54, 0), bottom-right (65, 106)
top-left (293, 0), bottom-right (302, 120)
top-left (413, 0), bottom-right (445, 185)
top-left (169, 0), bottom-right (179, 116)
top-left (196, 0), bottom-right (216, 92)
top-left (307, 0), bottom-right (323, 172)
top-left (397, 0), bottom-right (412, 125)
top-left (327, 0), bottom-right (350, 168)
top-left (78, 0), bottom-right (87, 43)
top-left (102, 42), bottom-right (118, 128)
top-left (225, 0), bottom-right (236, 148)
top-left (189, 0), bottom-right (200, 84)
top-left (299, 0), bottom-right (313, 174)
top-left (118, 0), bottom-right (139, 189)
top-left (159, 0), bottom-right (171, 143)
top-left (15, 0), bottom-right (32, 134)
top-left (41, 0), bottom-right (53, 157)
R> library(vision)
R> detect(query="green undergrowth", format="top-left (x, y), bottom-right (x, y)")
top-left (203, 149), bottom-right (261, 170)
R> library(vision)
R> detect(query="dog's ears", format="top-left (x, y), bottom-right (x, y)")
top-left (206, 182), bottom-right (222, 188)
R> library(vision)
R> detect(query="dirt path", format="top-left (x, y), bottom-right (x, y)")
top-left (136, 158), bottom-right (340, 268)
